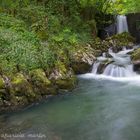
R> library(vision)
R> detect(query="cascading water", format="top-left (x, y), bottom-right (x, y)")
top-left (90, 14), bottom-right (139, 78)
top-left (103, 64), bottom-right (135, 77)
top-left (117, 15), bottom-right (128, 34)
top-left (92, 62), bottom-right (100, 74)
top-left (91, 48), bottom-right (136, 77)
top-left (90, 14), bottom-right (137, 78)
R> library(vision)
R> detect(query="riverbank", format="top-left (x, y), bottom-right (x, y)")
top-left (0, 3), bottom-right (138, 112)
top-left (0, 31), bottom-right (137, 112)
top-left (1, 77), bottom-right (140, 140)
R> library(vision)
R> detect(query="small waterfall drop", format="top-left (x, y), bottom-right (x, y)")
top-left (117, 15), bottom-right (128, 34)
top-left (92, 62), bottom-right (100, 74)
top-left (91, 48), bottom-right (136, 77)
top-left (90, 15), bottom-right (137, 78)
top-left (103, 64), bottom-right (135, 77)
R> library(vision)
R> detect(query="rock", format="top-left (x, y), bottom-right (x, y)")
top-left (55, 76), bottom-right (77, 90)
top-left (10, 73), bottom-right (36, 104)
top-left (90, 33), bottom-right (135, 53)
top-left (96, 61), bottom-right (112, 74)
top-left (0, 76), bottom-right (5, 89)
top-left (30, 69), bottom-right (57, 95)
top-left (133, 61), bottom-right (140, 73)
top-left (70, 44), bottom-right (96, 74)
top-left (132, 48), bottom-right (140, 73)
top-left (97, 63), bottom-right (106, 74)
top-left (104, 32), bottom-right (135, 52)
top-left (48, 62), bottom-right (77, 90)
top-left (89, 38), bottom-right (108, 52)
top-left (71, 62), bottom-right (91, 74)
top-left (132, 48), bottom-right (140, 61)
top-left (0, 77), bottom-right (6, 106)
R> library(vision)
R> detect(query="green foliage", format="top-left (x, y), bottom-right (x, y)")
top-left (108, 0), bottom-right (140, 14)
top-left (17, 5), bottom-right (46, 25)
top-left (0, 13), bottom-right (27, 32)
top-left (16, 5), bottom-right (48, 40)
top-left (0, 0), bottom-right (112, 76)
top-left (51, 28), bottom-right (78, 45)
top-left (38, 45), bottom-right (56, 69)
top-left (0, 27), bottom-right (39, 73)
top-left (80, 0), bottom-right (112, 13)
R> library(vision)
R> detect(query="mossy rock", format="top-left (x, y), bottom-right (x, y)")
top-left (56, 76), bottom-right (77, 90)
top-left (49, 62), bottom-right (77, 90)
top-left (89, 38), bottom-right (107, 52)
top-left (90, 33), bottom-right (135, 53)
top-left (131, 48), bottom-right (140, 61)
top-left (0, 76), bottom-right (5, 89)
top-left (70, 44), bottom-right (96, 74)
top-left (10, 95), bottom-right (29, 107)
top-left (30, 69), bottom-right (51, 85)
top-left (10, 73), bottom-right (36, 102)
top-left (0, 89), bottom-right (6, 106)
top-left (30, 69), bottom-right (56, 95)
top-left (55, 61), bottom-right (68, 76)
top-left (104, 32), bottom-right (135, 52)
top-left (71, 62), bottom-right (91, 74)
top-left (49, 61), bottom-right (70, 80)
top-left (107, 32), bottom-right (135, 43)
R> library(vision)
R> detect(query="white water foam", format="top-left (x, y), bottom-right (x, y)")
top-left (92, 47), bottom-right (136, 77)
top-left (78, 73), bottom-right (140, 85)
top-left (92, 62), bottom-right (101, 74)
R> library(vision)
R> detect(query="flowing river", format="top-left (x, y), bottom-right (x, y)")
top-left (1, 75), bottom-right (140, 140)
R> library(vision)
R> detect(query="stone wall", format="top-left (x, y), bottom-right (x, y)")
top-left (127, 13), bottom-right (140, 43)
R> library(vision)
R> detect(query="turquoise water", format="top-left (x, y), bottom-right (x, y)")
top-left (1, 76), bottom-right (140, 140)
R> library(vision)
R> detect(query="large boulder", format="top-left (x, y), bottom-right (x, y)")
top-left (0, 76), bottom-right (5, 89)
top-left (131, 48), bottom-right (140, 73)
top-left (89, 38), bottom-right (107, 53)
top-left (0, 76), bottom-right (6, 107)
top-left (70, 45), bottom-right (97, 74)
top-left (104, 32), bottom-right (135, 52)
top-left (132, 48), bottom-right (140, 61)
top-left (48, 62), bottom-right (77, 90)
top-left (0, 73), bottom-right (35, 111)
top-left (10, 73), bottom-right (35, 105)
top-left (90, 33), bottom-right (135, 53)
top-left (29, 69), bottom-right (57, 95)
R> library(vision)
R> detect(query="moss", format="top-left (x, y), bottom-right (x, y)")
top-left (0, 89), bottom-right (6, 103)
top-left (132, 48), bottom-right (140, 61)
top-left (72, 62), bottom-right (91, 74)
top-left (89, 38), bottom-right (106, 51)
top-left (108, 32), bottom-right (136, 43)
top-left (48, 61), bottom-right (77, 90)
top-left (90, 33), bottom-right (135, 53)
top-left (55, 61), bottom-right (67, 75)
top-left (70, 44), bottom-right (96, 74)
top-left (56, 76), bottom-right (77, 90)
top-left (11, 73), bottom-right (36, 102)
top-left (11, 73), bottom-right (25, 85)
top-left (104, 32), bottom-right (135, 52)
top-left (10, 95), bottom-right (29, 107)
top-left (30, 69), bottom-right (51, 86)
top-left (0, 77), bottom-right (5, 89)
top-left (30, 69), bottom-right (56, 95)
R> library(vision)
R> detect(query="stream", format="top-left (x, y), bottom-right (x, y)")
top-left (0, 75), bottom-right (140, 140)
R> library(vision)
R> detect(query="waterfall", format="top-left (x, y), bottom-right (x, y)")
top-left (90, 15), bottom-right (136, 78)
top-left (103, 64), bottom-right (135, 77)
top-left (117, 15), bottom-right (128, 34)
top-left (91, 48), bottom-right (136, 77)
top-left (92, 62), bottom-right (100, 74)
